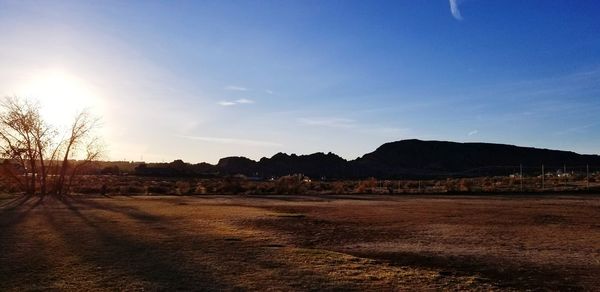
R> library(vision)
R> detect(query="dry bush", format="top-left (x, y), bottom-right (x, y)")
top-left (175, 181), bottom-right (193, 195)
top-left (308, 182), bottom-right (326, 193)
top-left (458, 179), bottom-right (474, 192)
top-left (331, 181), bottom-right (346, 194)
top-left (444, 179), bottom-right (458, 192)
top-left (193, 183), bottom-right (207, 195)
top-left (217, 177), bottom-right (245, 194)
top-left (257, 181), bottom-right (276, 194)
top-left (355, 177), bottom-right (377, 193)
top-left (481, 177), bottom-right (495, 192)
top-left (382, 180), bottom-right (396, 189)
top-left (403, 180), bottom-right (416, 192)
top-left (275, 175), bottom-right (305, 195)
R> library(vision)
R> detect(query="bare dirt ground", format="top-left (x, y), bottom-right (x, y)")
top-left (1, 194), bottom-right (599, 291)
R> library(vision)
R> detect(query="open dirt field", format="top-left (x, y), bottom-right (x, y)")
top-left (1, 194), bottom-right (599, 291)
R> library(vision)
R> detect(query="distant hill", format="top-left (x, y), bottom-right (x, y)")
top-left (352, 139), bottom-right (600, 178)
top-left (217, 152), bottom-right (349, 178)
top-left (137, 139), bottom-right (600, 179)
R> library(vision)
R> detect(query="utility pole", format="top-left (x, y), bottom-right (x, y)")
top-left (587, 164), bottom-right (590, 190)
top-left (564, 164), bottom-right (567, 188)
top-left (541, 164), bottom-right (545, 192)
top-left (520, 164), bottom-right (523, 192)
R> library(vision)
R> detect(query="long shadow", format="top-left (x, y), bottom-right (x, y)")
top-left (0, 195), bottom-right (59, 290)
top-left (0, 195), bottom-right (44, 233)
top-left (248, 209), bottom-right (587, 290)
top-left (0, 194), bottom-right (39, 209)
top-left (349, 251), bottom-right (585, 291)
top-left (63, 195), bottom-right (163, 223)
top-left (50, 196), bottom-right (365, 290)
top-left (39, 197), bottom-right (232, 290)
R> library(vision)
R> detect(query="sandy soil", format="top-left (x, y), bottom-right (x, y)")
top-left (1, 193), bottom-right (599, 291)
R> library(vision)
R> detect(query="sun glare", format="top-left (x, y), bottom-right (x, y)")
top-left (16, 69), bottom-right (103, 127)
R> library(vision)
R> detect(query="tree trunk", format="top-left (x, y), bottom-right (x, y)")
top-left (56, 147), bottom-right (71, 196)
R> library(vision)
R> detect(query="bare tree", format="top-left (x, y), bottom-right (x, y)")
top-left (65, 137), bottom-right (104, 194)
top-left (0, 96), bottom-right (102, 196)
top-left (54, 111), bottom-right (100, 195)
top-left (0, 97), bottom-right (44, 194)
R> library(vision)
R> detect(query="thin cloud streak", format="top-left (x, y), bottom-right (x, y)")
top-left (449, 0), bottom-right (463, 20)
top-left (218, 101), bottom-right (236, 106)
top-left (224, 85), bottom-right (249, 91)
top-left (468, 130), bottom-right (479, 136)
top-left (178, 135), bottom-right (282, 147)
top-left (217, 99), bottom-right (255, 106)
top-left (235, 98), bottom-right (254, 104)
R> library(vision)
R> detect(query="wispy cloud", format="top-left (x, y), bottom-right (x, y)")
top-left (449, 0), bottom-right (463, 20)
top-left (468, 129), bottom-right (479, 136)
top-left (224, 85), bottom-right (249, 91)
top-left (298, 117), bottom-right (356, 128)
top-left (218, 101), bottom-right (237, 106)
top-left (217, 98), bottom-right (255, 106)
top-left (235, 98), bottom-right (254, 104)
top-left (265, 89), bottom-right (274, 94)
top-left (178, 135), bottom-right (282, 147)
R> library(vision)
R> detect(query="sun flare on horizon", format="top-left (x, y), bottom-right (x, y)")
top-left (15, 69), bottom-right (105, 128)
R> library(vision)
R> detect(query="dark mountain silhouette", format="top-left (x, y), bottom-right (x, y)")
top-left (352, 139), bottom-right (600, 178)
top-left (218, 152), bottom-right (349, 178)
top-left (135, 139), bottom-right (600, 179)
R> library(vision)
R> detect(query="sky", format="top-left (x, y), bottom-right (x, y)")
top-left (0, 0), bottom-right (599, 163)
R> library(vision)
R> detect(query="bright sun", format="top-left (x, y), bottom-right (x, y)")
top-left (16, 69), bottom-right (103, 126)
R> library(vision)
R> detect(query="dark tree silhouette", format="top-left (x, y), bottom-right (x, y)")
top-left (0, 96), bottom-right (102, 196)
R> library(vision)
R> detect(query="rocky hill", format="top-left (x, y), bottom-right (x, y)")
top-left (137, 139), bottom-right (600, 179)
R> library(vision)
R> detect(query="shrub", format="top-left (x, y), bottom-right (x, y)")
top-left (175, 181), bottom-right (193, 195)
top-left (275, 175), bottom-right (305, 195)
top-left (331, 181), bottom-right (346, 194)
top-left (355, 177), bottom-right (377, 193)
top-left (218, 177), bottom-right (245, 194)
top-left (193, 184), bottom-right (207, 194)
top-left (458, 179), bottom-right (473, 192)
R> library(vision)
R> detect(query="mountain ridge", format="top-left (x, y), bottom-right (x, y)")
top-left (136, 139), bottom-right (600, 179)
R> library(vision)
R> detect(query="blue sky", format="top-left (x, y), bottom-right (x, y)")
top-left (0, 0), bottom-right (599, 163)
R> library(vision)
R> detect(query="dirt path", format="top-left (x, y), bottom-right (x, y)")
top-left (1, 194), bottom-right (599, 291)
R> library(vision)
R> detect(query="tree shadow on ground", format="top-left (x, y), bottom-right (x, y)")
top-left (0, 196), bottom-right (66, 290)
top-left (2, 195), bottom-right (513, 291)
top-left (0, 195), bottom-right (44, 233)
top-left (245, 210), bottom-right (588, 291)
top-left (13, 196), bottom-right (362, 290)
top-left (40, 197), bottom-right (232, 290)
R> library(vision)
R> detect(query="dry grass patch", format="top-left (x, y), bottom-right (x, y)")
top-left (2, 194), bottom-right (599, 290)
